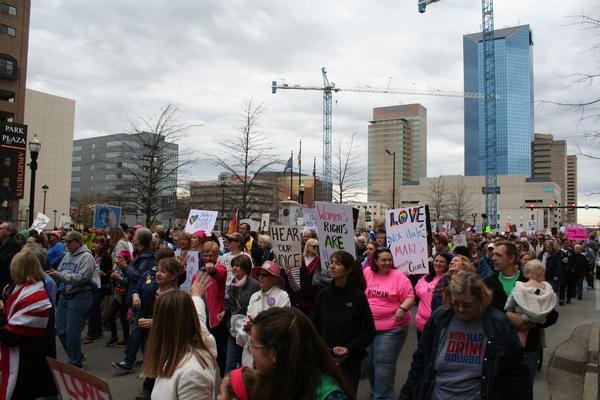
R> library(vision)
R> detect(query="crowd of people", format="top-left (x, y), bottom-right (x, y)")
top-left (0, 217), bottom-right (598, 399)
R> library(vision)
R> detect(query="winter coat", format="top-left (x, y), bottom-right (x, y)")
top-left (0, 237), bottom-right (22, 290)
top-left (55, 245), bottom-right (95, 296)
top-left (125, 249), bottom-right (156, 302)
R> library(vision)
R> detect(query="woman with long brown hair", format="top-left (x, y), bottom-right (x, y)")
top-left (142, 274), bottom-right (217, 399)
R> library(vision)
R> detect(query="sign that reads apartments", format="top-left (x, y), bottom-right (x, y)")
top-left (0, 122), bottom-right (27, 199)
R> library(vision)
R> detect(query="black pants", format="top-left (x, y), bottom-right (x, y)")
top-left (559, 271), bottom-right (576, 302)
top-left (340, 358), bottom-right (362, 394)
top-left (209, 323), bottom-right (228, 377)
top-left (107, 298), bottom-right (129, 340)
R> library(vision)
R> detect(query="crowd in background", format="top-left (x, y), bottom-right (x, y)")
top-left (0, 216), bottom-right (598, 399)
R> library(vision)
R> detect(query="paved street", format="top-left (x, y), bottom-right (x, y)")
top-left (56, 285), bottom-right (600, 400)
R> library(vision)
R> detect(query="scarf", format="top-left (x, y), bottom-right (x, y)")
top-left (0, 280), bottom-right (52, 399)
top-left (233, 275), bottom-right (247, 288)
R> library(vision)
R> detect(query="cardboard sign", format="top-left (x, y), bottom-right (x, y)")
top-left (46, 357), bottom-right (113, 399)
top-left (59, 215), bottom-right (72, 230)
top-left (29, 212), bottom-right (50, 233)
top-left (356, 208), bottom-right (366, 230)
top-left (239, 219), bottom-right (260, 233)
top-left (175, 250), bottom-right (200, 293)
top-left (184, 210), bottom-right (218, 234)
top-left (270, 225), bottom-right (302, 269)
top-left (93, 204), bottom-right (121, 229)
top-left (301, 207), bottom-right (317, 229)
top-left (566, 227), bottom-right (587, 241)
top-left (260, 213), bottom-right (270, 232)
top-left (452, 234), bottom-right (467, 248)
top-left (385, 205), bottom-right (429, 275)
top-left (315, 202), bottom-right (355, 269)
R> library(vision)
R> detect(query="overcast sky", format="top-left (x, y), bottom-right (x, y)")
top-left (26, 0), bottom-right (600, 224)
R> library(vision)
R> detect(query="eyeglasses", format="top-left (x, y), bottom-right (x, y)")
top-left (257, 272), bottom-right (270, 278)
top-left (248, 339), bottom-right (268, 350)
top-left (310, 245), bottom-right (319, 249)
top-left (451, 301), bottom-right (475, 310)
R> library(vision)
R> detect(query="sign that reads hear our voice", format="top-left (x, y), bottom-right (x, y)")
top-left (270, 225), bottom-right (302, 269)
top-left (385, 205), bottom-right (429, 275)
top-left (315, 202), bottom-right (355, 269)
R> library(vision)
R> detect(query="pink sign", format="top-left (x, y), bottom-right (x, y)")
top-left (566, 227), bottom-right (587, 241)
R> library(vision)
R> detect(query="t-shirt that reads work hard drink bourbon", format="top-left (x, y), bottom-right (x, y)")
top-left (432, 316), bottom-right (487, 399)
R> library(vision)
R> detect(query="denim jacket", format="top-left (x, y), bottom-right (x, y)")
top-left (399, 306), bottom-right (532, 400)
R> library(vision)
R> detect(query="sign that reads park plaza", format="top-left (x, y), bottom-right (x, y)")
top-left (0, 122), bottom-right (27, 199)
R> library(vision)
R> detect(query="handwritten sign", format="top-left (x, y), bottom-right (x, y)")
top-left (239, 218), bottom-right (260, 233)
top-left (301, 207), bottom-right (317, 229)
top-left (260, 213), bottom-right (270, 232)
top-left (566, 227), bottom-right (587, 241)
top-left (315, 202), bottom-right (355, 269)
top-left (527, 220), bottom-right (537, 231)
top-left (47, 357), bottom-right (112, 399)
top-left (93, 204), bottom-right (121, 229)
top-left (452, 234), bottom-right (467, 248)
top-left (59, 214), bottom-right (72, 230)
top-left (385, 205), bottom-right (429, 275)
top-left (175, 250), bottom-right (199, 293)
top-left (29, 213), bottom-right (50, 233)
top-left (184, 210), bottom-right (218, 234)
top-left (270, 225), bottom-right (302, 269)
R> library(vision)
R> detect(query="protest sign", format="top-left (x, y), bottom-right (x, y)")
top-left (385, 205), bottom-right (430, 275)
top-left (184, 210), bottom-right (218, 234)
top-left (260, 213), bottom-right (270, 232)
top-left (29, 213), bottom-right (50, 233)
top-left (452, 233), bottom-right (467, 247)
top-left (527, 220), bottom-right (537, 231)
top-left (356, 207), bottom-right (366, 230)
top-left (566, 227), bottom-right (587, 241)
top-left (47, 357), bottom-right (113, 399)
top-left (175, 250), bottom-right (199, 293)
top-left (239, 218), bottom-right (260, 232)
top-left (301, 207), bottom-right (317, 229)
top-left (59, 214), bottom-right (72, 230)
top-left (315, 202), bottom-right (355, 269)
top-left (93, 204), bottom-right (121, 229)
top-left (270, 225), bottom-right (302, 269)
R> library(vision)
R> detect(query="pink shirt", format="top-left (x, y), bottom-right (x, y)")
top-left (414, 274), bottom-right (443, 332)
top-left (364, 268), bottom-right (414, 331)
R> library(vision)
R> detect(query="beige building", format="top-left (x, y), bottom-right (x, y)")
top-left (368, 104), bottom-right (427, 208)
top-left (20, 89), bottom-right (75, 229)
top-left (397, 175), bottom-right (562, 231)
top-left (566, 155), bottom-right (577, 224)
top-left (531, 133), bottom-right (566, 220)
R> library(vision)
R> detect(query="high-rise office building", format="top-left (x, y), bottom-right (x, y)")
top-left (464, 25), bottom-right (534, 177)
top-left (367, 104), bottom-right (427, 208)
top-left (566, 155), bottom-right (577, 224)
top-left (531, 133), bottom-right (566, 221)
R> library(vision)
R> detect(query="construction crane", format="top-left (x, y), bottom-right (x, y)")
top-left (272, 69), bottom-right (485, 202)
top-left (420, 0), bottom-right (499, 229)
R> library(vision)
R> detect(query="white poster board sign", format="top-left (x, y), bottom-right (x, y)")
top-left (527, 220), bottom-right (537, 231)
top-left (47, 357), bottom-right (113, 400)
top-left (385, 205), bottom-right (429, 275)
top-left (270, 225), bottom-right (302, 269)
top-left (184, 210), bottom-right (218, 234)
top-left (175, 250), bottom-right (199, 293)
top-left (30, 213), bottom-right (50, 233)
top-left (59, 215), bottom-right (71, 230)
top-left (239, 219), bottom-right (260, 232)
top-left (315, 202), bottom-right (355, 269)
top-left (260, 213), bottom-right (270, 232)
top-left (302, 207), bottom-right (317, 229)
top-left (452, 233), bottom-right (467, 248)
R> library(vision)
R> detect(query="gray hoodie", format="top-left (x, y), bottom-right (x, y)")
top-left (56, 244), bottom-right (95, 295)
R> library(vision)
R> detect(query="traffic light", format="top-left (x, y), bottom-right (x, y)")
top-left (548, 204), bottom-right (553, 209)
top-left (571, 203), bottom-right (576, 209)
top-left (529, 204), bottom-right (534, 210)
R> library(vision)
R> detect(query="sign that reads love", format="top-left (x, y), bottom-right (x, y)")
top-left (47, 357), bottom-right (113, 399)
top-left (315, 202), bottom-right (355, 269)
top-left (385, 205), bottom-right (430, 275)
top-left (184, 210), bottom-right (218, 234)
top-left (270, 225), bottom-right (302, 269)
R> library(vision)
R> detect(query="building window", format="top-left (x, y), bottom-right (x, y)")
top-left (72, 176), bottom-right (80, 182)
top-left (73, 145), bottom-right (82, 152)
top-left (0, 54), bottom-right (16, 79)
top-left (72, 166), bottom-right (81, 172)
top-left (72, 155), bottom-right (81, 162)
top-left (1, 4), bottom-right (16, 16)
top-left (3, 157), bottom-right (9, 167)
top-left (71, 187), bottom-right (80, 193)
top-left (0, 23), bottom-right (15, 37)
top-left (2, 177), bottom-right (8, 187)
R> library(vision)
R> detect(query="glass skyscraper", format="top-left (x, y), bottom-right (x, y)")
top-left (463, 25), bottom-right (534, 177)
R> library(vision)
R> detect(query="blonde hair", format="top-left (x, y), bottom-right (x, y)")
top-left (142, 290), bottom-right (215, 379)
top-left (303, 238), bottom-right (319, 257)
top-left (450, 255), bottom-right (476, 274)
top-left (523, 259), bottom-right (545, 281)
top-left (10, 251), bottom-right (45, 284)
top-left (444, 271), bottom-right (492, 318)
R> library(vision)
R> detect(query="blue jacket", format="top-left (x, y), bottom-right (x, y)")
top-left (399, 306), bottom-right (532, 400)
top-left (131, 269), bottom-right (158, 319)
top-left (125, 250), bottom-right (155, 303)
top-left (46, 242), bottom-right (65, 269)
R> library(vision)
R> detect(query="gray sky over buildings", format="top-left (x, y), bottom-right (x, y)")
top-left (26, 0), bottom-right (600, 224)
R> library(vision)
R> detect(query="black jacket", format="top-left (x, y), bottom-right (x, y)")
top-left (313, 282), bottom-right (375, 364)
top-left (0, 238), bottom-right (21, 291)
top-left (224, 276), bottom-right (260, 317)
top-left (485, 272), bottom-right (558, 352)
top-left (399, 306), bottom-right (532, 400)
top-left (540, 251), bottom-right (560, 282)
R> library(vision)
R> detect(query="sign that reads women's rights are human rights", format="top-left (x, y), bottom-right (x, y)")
top-left (385, 205), bottom-right (431, 275)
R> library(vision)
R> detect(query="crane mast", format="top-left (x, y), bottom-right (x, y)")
top-left (322, 67), bottom-right (333, 202)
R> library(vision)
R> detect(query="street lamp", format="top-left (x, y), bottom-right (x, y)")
top-left (385, 149), bottom-right (396, 208)
top-left (28, 135), bottom-right (41, 226)
top-left (220, 182), bottom-right (226, 232)
top-left (53, 209), bottom-right (57, 229)
top-left (299, 182), bottom-right (305, 205)
top-left (42, 184), bottom-right (49, 214)
top-left (471, 213), bottom-right (477, 227)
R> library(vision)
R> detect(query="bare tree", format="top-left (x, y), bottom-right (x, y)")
top-left (332, 132), bottom-right (365, 203)
top-left (425, 176), bottom-right (449, 221)
top-left (103, 104), bottom-right (197, 227)
top-left (211, 100), bottom-right (281, 218)
top-left (70, 195), bottom-right (96, 229)
top-left (448, 176), bottom-right (475, 230)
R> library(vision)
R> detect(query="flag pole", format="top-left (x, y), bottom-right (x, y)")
top-left (313, 156), bottom-right (317, 203)
top-left (298, 139), bottom-right (302, 197)
top-left (289, 150), bottom-right (293, 200)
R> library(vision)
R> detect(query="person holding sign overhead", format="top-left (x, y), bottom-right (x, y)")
top-left (363, 248), bottom-right (415, 400)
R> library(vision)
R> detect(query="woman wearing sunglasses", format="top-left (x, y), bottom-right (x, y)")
top-left (400, 271), bottom-right (531, 400)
